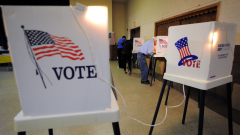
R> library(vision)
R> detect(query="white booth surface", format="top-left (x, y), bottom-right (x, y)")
top-left (155, 36), bottom-right (168, 57)
top-left (14, 91), bottom-right (120, 132)
top-left (2, 5), bottom-right (111, 117)
top-left (165, 21), bottom-right (237, 84)
top-left (133, 38), bottom-right (144, 53)
top-left (164, 73), bottom-right (232, 90)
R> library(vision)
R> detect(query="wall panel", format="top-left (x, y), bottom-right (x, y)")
top-left (70, 0), bottom-right (112, 32)
top-left (126, 0), bottom-right (240, 44)
top-left (113, 3), bottom-right (125, 44)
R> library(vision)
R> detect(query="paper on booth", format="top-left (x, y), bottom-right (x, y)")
top-left (156, 36), bottom-right (168, 57)
top-left (109, 32), bottom-right (115, 45)
top-left (133, 38), bottom-right (144, 53)
top-left (166, 21), bottom-right (237, 82)
top-left (2, 5), bottom-right (111, 117)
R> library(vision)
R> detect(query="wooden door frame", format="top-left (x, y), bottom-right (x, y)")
top-left (154, 2), bottom-right (220, 36)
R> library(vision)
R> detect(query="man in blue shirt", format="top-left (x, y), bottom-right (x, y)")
top-left (117, 36), bottom-right (126, 68)
top-left (137, 39), bottom-right (157, 84)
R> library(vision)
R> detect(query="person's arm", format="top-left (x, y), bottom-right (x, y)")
top-left (121, 39), bottom-right (126, 46)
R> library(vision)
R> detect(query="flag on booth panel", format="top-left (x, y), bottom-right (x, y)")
top-left (24, 30), bottom-right (85, 61)
top-left (175, 37), bottom-right (192, 59)
top-left (159, 39), bottom-right (168, 45)
top-left (135, 40), bottom-right (142, 44)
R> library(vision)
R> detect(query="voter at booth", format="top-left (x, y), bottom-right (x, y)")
top-left (117, 36), bottom-right (126, 68)
top-left (137, 39), bottom-right (157, 84)
top-left (122, 38), bottom-right (135, 75)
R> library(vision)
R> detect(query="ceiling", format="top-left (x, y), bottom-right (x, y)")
top-left (112, 0), bottom-right (128, 4)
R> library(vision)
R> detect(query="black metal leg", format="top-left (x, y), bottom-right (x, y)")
top-left (227, 82), bottom-right (233, 135)
top-left (150, 57), bottom-right (156, 86)
top-left (148, 56), bottom-right (153, 77)
top-left (182, 86), bottom-right (191, 124)
top-left (154, 58), bottom-right (156, 81)
top-left (198, 90), bottom-right (205, 135)
top-left (165, 81), bottom-right (171, 105)
top-left (18, 132), bottom-right (26, 135)
top-left (112, 122), bottom-right (121, 135)
top-left (49, 129), bottom-right (53, 135)
top-left (198, 90), bottom-right (200, 108)
top-left (149, 79), bottom-right (168, 135)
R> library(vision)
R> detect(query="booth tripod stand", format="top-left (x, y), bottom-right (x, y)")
top-left (148, 76), bottom-right (233, 135)
top-left (148, 55), bottom-right (173, 88)
top-left (148, 57), bottom-right (173, 106)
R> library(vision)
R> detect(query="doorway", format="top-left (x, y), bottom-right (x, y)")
top-left (130, 27), bottom-right (140, 39)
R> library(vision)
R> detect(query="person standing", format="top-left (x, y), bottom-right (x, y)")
top-left (122, 38), bottom-right (135, 75)
top-left (137, 38), bottom-right (157, 84)
top-left (117, 36), bottom-right (126, 68)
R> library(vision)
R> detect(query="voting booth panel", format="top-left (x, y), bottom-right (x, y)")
top-left (2, 5), bottom-right (111, 117)
top-left (166, 21), bottom-right (237, 82)
top-left (156, 36), bottom-right (168, 57)
top-left (133, 38), bottom-right (144, 53)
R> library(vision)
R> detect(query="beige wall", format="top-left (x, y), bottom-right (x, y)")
top-left (112, 3), bottom-right (125, 45)
top-left (126, 0), bottom-right (240, 44)
top-left (70, 0), bottom-right (113, 32)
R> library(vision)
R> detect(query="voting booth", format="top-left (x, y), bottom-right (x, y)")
top-left (164, 21), bottom-right (237, 89)
top-left (3, 4), bottom-right (121, 134)
top-left (2, 4), bottom-right (112, 117)
top-left (133, 38), bottom-right (144, 53)
top-left (149, 36), bottom-right (168, 86)
top-left (156, 36), bottom-right (168, 57)
top-left (149, 22), bottom-right (237, 135)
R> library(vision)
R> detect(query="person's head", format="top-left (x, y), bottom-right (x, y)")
top-left (122, 36), bottom-right (126, 39)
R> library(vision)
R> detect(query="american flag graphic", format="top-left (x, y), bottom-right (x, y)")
top-left (159, 39), bottom-right (168, 44)
top-left (25, 30), bottom-right (85, 61)
top-left (175, 37), bottom-right (191, 59)
top-left (135, 40), bottom-right (142, 44)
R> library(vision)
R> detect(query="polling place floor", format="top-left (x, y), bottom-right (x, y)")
top-left (0, 61), bottom-right (240, 135)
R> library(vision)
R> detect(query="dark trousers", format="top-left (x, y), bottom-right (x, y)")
top-left (137, 53), bottom-right (148, 81)
top-left (123, 54), bottom-right (132, 72)
top-left (117, 48), bottom-right (123, 68)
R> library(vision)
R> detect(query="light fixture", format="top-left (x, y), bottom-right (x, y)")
top-left (85, 6), bottom-right (108, 26)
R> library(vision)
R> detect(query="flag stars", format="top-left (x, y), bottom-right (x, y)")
top-left (25, 30), bottom-right (56, 46)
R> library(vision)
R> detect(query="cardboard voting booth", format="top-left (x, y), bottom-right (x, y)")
top-left (165, 22), bottom-right (237, 86)
top-left (133, 38), bottom-right (144, 53)
top-left (2, 4), bottom-right (111, 117)
top-left (156, 36), bottom-right (168, 57)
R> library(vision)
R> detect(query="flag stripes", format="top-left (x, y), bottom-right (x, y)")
top-left (159, 39), bottom-right (168, 45)
top-left (135, 40), bottom-right (142, 44)
top-left (175, 37), bottom-right (191, 59)
top-left (25, 30), bottom-right (85, 61)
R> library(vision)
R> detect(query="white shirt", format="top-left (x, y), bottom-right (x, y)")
top-left (138, 40), bottom-right (154, 55)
